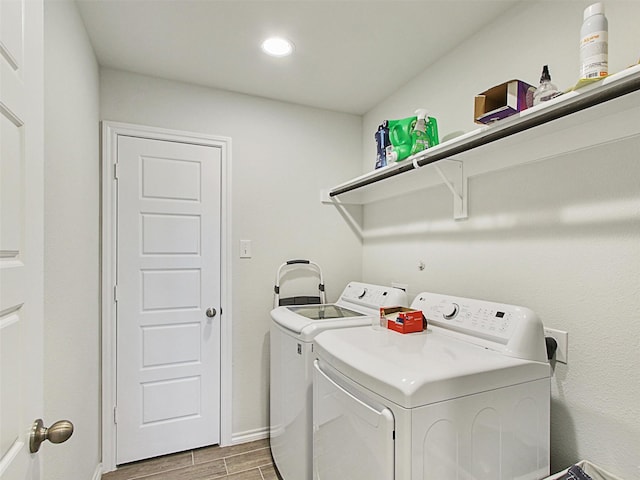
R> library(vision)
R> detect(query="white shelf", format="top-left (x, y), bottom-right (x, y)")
top-left (324, 65), bottom-right (640, 218)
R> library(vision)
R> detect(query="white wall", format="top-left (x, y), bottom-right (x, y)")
top-left (99, 69), bottom-right (363, 438)
top-left (362, 1), bottom-right (640, 478)
top-left (43, 0), bottom-right (101, 478)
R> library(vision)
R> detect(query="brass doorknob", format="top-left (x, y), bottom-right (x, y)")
top-left (30, 419), bottom-right (74, 453)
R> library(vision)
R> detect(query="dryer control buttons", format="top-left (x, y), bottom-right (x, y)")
top-left (443, 303), bottom-right (459, 320)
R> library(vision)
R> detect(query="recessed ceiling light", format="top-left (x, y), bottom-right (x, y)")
top-left (261, 37), bottom-right (294, 57)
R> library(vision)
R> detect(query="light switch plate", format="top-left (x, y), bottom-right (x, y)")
top-left (240, 240), bottom-right (252, 258)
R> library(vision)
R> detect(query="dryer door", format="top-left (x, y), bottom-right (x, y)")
top-left (313, 360), bottom-right (394, 480)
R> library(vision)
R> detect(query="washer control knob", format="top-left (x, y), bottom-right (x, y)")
top-left (357, 288), bottom-right (367, 299)
top-left (443, 303), bottom-right (459, 320)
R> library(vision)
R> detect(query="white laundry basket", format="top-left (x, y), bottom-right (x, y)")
top-left (545, 460), bottom-right (624, 480)
top-left (273, 259), bottom-right (326, 308)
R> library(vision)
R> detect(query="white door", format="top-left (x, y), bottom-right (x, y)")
top-left (0, 0), bottom-right (45, 478)
top-left (313, 361), bottom-right (395, 480)
top-left (115, 136), bottom-right (222, 464)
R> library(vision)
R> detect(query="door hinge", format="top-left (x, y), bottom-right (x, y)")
top-left (113, 163), bottom-right (119, 179)
top-left (113, 406), bottom-right (118, 424)
top-left (113, 285), bottom-right (119, 303)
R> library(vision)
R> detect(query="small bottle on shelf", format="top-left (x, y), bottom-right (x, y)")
top-left (533, 65), bottom-right (561, 105)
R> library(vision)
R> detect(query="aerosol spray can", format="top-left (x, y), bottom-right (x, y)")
top-left (580, 2), bottom-right (608, 79)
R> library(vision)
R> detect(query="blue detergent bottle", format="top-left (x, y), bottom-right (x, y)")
top-left (374, 121), bottom-right (390, 169)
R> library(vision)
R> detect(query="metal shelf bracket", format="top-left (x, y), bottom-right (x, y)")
top-left (431, 159), bottom-right (468, 220)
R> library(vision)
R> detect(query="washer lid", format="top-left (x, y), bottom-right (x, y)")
top-left (271, 304), bottom-right (371, 341)
top-left (314, 326), bottom-right (550, 409)
top-left (270, 281), bottom-right (408, 341)
top-left (287, 304), bottom-right (365, 321)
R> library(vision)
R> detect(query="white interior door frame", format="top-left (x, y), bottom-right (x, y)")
top-left (100, 121), bottom-right (233, 472)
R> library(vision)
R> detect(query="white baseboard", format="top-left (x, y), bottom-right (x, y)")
top-left (92, 463), bottom-right (103, 480)
top-left (230, 427), bottom-right (269, 446)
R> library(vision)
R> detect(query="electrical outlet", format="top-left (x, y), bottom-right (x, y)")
top-left (543, 327), bottom-right (568, 364)
top-left (391, 282), bottom-right (408, 292)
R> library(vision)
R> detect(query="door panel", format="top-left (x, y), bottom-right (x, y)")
top-left (115, 136), bottom-right (221, 464)
top-left (313, 361), bottom-right (395, 480)
top-left (141, 269), bottom-right (201, 310)
top-left (141, 214), bottom-right (201, 254)
top-left (0, 0), bottom-right (44, 478)
top-left (142, 323), bottom-right (201, 366)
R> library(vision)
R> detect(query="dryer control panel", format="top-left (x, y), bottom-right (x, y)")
top-left (412, 292), bottom-right (547, 363)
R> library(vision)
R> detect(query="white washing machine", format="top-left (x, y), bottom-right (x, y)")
top-left (270, 282), bottom-right (408, 480)
top-left (313, 291), bottom-right (551, 480)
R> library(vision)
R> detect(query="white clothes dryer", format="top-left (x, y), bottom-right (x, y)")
top-left (270, 282), bottom-right (408, 480)
top-left (313, 291), bottom-right (551, 480)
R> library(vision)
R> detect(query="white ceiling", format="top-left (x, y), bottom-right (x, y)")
top-left (76, 0), bottom-right (520, 115)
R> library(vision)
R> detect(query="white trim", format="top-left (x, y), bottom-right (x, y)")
top-left (0, 441), bottom-right (23, 475)
top-left (100, 121), bottom-right (233, 471)
top-left (91, 463), bottom-right (103, 480)
top-left (231, 427), bottom-right (270, 445)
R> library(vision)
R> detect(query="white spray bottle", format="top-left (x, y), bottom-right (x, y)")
top-left (412, 109), bottom-right (429, 154)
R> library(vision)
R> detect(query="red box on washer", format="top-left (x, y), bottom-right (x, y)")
top-left (380, 306), bottom-right (424, 334)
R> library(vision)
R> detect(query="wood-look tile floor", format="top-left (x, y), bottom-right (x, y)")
top-left (102, 439), bottom-right (283, 480)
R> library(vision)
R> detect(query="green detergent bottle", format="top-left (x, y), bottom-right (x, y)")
top-left (385, 109), bottom-right (439, 163)
top-left (385, 117), bottom-right (414, 162)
